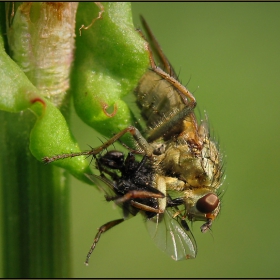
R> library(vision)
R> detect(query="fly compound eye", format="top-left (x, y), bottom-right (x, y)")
top-left (196, 193), bottom-right (219, 213)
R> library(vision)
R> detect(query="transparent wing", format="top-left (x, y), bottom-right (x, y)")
top-left (85, 173), bottom-right (136, 217)
top-left (85, 173), bottom-right (116, 198)
top-left (146, 207), bottom-right (197, 260)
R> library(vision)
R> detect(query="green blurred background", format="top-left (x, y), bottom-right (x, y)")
top-left (70, 2), bottom-right (280, 277)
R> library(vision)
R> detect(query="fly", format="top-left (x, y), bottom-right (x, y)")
top-left (43, 17), bottom-right (225, 264)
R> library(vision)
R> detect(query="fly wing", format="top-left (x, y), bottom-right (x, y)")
top-left (146, 208), bottom-right (197, 260)
top-left (85, 173), bottom-right (137, 218)
top-left (85, 173), bottom-right (116, 198)
top-left (135, 70), bottom-right (186, 134)
top-left (136, 18), bottom-right (184, 133)
top-left (136, 18), bottom-right (197, 142)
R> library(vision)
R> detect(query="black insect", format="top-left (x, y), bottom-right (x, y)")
top-left (84, 149), bottom-right (197, 265)
top-left (95, 150), bottom-right (163, 220)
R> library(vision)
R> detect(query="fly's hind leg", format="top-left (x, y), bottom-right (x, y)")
top-left (137, 19), bottom-right (198, 142)
top-left (85, 218), bottom-right (124, 265)
top-left (140, 16), bottom-right (176, 78)
top-left (138, 18), bottom-right (196, 109)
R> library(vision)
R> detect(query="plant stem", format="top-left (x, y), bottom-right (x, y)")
top-left (0, 109), bottom-right (71, 277)
top-left (0, 3), bottom-right (76, 276)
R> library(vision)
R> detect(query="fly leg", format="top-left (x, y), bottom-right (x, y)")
top-left (166, 197), bottom-right (185, 207)
top-left (200, 218), bottom-right (213, 233)
top-left (137, 19), bottom-right (198, 142)
top-left (106, 189), bottom-right (164, 212)
top-left (140, 16), bottom-right (176, 78)
top-left (85, 218), bottom-right (124, 266)
top-left (138, 18), bottom-right (196, 109)
top-left (130, 201), bottom-right (163, 213)
top-left (43, 126), bottom-right (154, 163)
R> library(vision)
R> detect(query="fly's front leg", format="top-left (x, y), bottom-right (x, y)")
top-left (43, 126), bottom-right (154, 163)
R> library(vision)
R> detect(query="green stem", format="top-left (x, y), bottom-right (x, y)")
top-left (0, 2), bottom-right (73, 276)
top-left (0, 109), bottom-right (71, 277)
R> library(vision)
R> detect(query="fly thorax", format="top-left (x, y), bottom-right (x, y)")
top-left (162, 144), bottom-right (209, 187)
top-left (200, 138), bottom-right (221, 189)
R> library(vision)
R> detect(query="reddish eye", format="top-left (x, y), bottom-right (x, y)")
top-left (196, 193), bottom-right (219, 213)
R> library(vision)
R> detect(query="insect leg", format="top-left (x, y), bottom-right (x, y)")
top-left (138, 21), bottom-right (196, 109)
top-left (130, 201), bottom-right (163, 213)
top-left (200, 218), bottom-right (213, 233)
top-left (43, 126), bottom-right (154, 163)
top-left (167, 197), bottom-right (185, 207)
top-left (105, 186), bottom-right (165, 214)
top-left (106, 190), bottom-right (164, 204)
top-left (154, 67), bottom-right (196, 108)
top-left (85, 218), bottom-right (124, 266)
top-left (137, 20), bottom-right (199, 142)
top-left (134, 154), bottom-right (148, 173)
top-left (140, 16), bottom-right (176, 77)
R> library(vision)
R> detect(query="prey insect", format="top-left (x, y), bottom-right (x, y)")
top-left (43, 17), bottom-right (224, 263)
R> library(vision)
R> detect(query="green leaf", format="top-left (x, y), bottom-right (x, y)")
top-left (72, 2), bottom-right (149, 141)
top-left (0, 43), bottom-right (91, 183)
top-left (1, 3), bottom-right (148, 183)
top-left (0, 3), bottom-right (91, 184)
top-left (29, 99), bottom-right (92, 184)
top-left (0, 40), bottom-right (42, 112)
